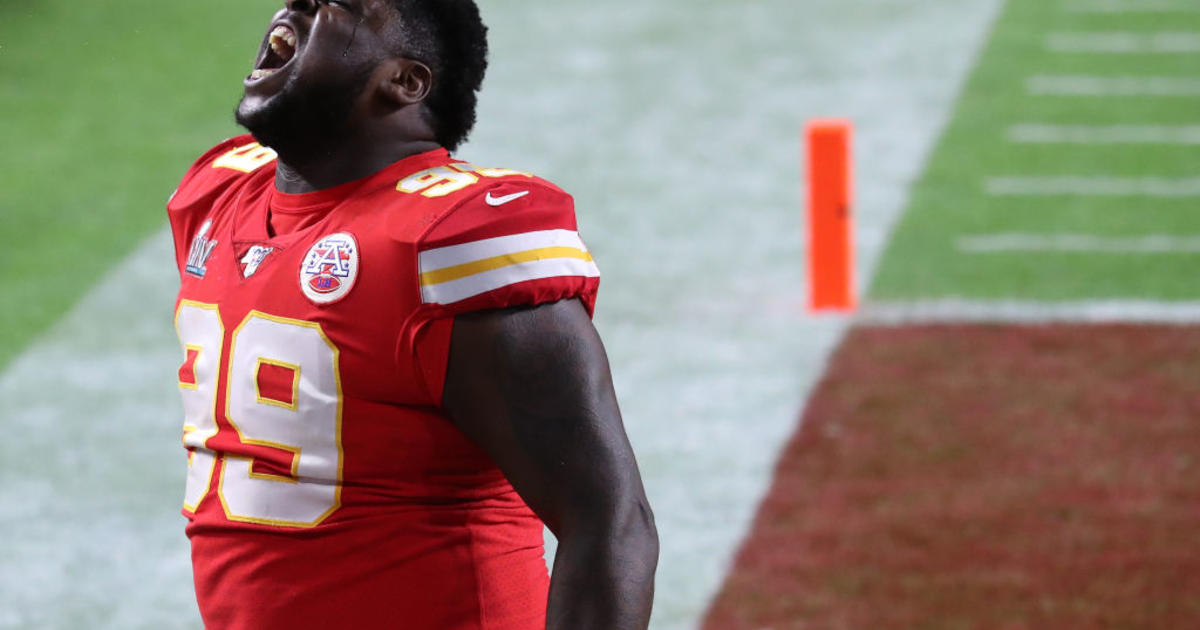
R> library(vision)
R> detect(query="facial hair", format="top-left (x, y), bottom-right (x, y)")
top-left (235, 63), bottom-right (375, 164)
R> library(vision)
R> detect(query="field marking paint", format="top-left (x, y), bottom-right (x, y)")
top-left (1028, 75), bottom-right (1200, 96)
top-left (1046, 32), bottom-right (1200, 53)
top-left (958, 233), bottom-right (1200, 254)
top-left (1063, 0), bottom-right (1200, 14)
top-left (860, 299), bottom-right (1200, 324)
top-left (985, 176), bottom-right (1200, 197)
top-left (1007, 124), bottom-right (1200, 144)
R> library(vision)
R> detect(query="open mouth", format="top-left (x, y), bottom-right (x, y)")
top-left (249, 25), bottom-right (298, 82)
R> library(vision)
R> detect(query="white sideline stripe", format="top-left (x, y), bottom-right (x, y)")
top-left (1046, 32), bottom-right (1200, 53)
top-left (1063, 0), bottom-right (1200, 14)
top-left (958, 233), bottom-right (1200, 253)
top-left (985, 176), bottom-right (1200, 197)
top-left (860, 299), bottom-right (1200, 324)
top-left (0, 229), bottom-right (201, 626)
top-left (1007, 124), bottom-right (1200, 144)
top-left (1027, 75), bottom-right (1200, 96)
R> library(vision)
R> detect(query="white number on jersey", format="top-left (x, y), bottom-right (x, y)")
top-left (175, 303), bottom-right (343, 528)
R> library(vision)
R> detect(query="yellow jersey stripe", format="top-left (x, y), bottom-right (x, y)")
top-left (420, 246), bottom-right (594, 286)
top-left (420, 257), bottom-right (600, 305)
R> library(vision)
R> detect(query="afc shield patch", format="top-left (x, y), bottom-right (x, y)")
top-left (300, 232), bottom-right (359, 305)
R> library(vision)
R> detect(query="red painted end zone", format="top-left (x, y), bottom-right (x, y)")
top-left (704, 324), bottom-right (1200, 630)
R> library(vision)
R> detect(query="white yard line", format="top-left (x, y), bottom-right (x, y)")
top-left (1063, 0), bottom-right (1200, 14)
top-left (958, 233), bottom-right (1200, 253)
top-left (860, 299), bottom-right (1200, 324)
top-left (1046, 32), bottom-right (1200, 53)
top-left (1028, 75), bottom-right (1200, 96)
top-left (1007, 124), bottom-right (1200, 144)
top-left (985, 176), bottom-right (1200, 197)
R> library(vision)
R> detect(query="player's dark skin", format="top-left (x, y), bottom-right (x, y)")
top-left (236, 1), bottom-right (659, 628)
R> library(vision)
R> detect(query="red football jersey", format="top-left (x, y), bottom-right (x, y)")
top-left (168, 135), bottom-right (600, 630)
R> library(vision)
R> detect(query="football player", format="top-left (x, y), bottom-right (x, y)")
top-left (167, 0), bottom-right (658, 628)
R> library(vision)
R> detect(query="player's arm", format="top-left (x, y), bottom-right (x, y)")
top-left (442, 298), bottom-right (658, 630)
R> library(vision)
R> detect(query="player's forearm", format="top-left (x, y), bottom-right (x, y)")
top-left (546, 499), bottom-right (658, 630)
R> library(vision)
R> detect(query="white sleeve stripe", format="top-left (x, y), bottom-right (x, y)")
top-left (419, 229), bottom-right (588, 273)
top-left (420, 257), bottom-right (600, 305)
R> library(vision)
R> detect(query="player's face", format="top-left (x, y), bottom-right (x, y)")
top-left (235, 0), bottom-right (398, 151)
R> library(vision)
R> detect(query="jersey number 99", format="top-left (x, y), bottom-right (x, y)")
top-left (176, 302), bottom-right (343, 528)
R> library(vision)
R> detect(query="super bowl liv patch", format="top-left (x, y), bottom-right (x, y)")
top-left (300, 233), bottom-right (359, 304)
top-left (185, 220), bottom-right (218, 278)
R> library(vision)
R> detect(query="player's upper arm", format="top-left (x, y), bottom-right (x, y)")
top-left (408, 178), bottom-right (657, 625)
top-left (442, 298), bottom-right (653, 538)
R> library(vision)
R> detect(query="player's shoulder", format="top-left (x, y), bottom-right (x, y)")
top-left (396, 155), bottom-right (567, 203)
top-left (385, 155), bottom-right (597, 312)
top-left (168, 134), bottom-right (278, 213)
top-left (396, 156), bottom-right (577, 247)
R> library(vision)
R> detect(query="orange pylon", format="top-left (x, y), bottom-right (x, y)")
top-left (806, 119), bottom-right (855, 312)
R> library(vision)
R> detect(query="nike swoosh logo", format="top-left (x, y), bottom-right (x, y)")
top-left (485, 190), bottom-right (531, 206)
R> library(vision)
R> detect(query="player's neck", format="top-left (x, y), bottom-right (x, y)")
top-left (274, 137), bottom-right (442, 194)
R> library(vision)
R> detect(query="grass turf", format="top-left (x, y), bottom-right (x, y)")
top-left (704, 324), bottom-right (1200, 630)
top-left (870, 0), bottom-right (1200, 301)
top-left (0, 0), bottom-right (278, 370)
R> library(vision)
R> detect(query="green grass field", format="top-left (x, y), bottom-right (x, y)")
top-left (7, 0), bottom-right (1197, 627)
top-left (872, 0), bottom-right (1200, 301)
top-left (0, 0), bottom-right (277, 370)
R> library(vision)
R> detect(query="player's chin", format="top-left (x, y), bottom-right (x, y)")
top-left (237, 73), bottom-right (289, 124)
top-left (235, 93), bottom-right (266, 124)
top-left (234, 93), bottom-right (277, 138)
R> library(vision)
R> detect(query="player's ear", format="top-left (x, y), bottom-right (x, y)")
top-left (379, 58), bottom-right (432, 107)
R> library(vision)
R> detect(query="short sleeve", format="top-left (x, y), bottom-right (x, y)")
top-left (415, 181), bottom-right (601, 317)
top-left (403, 180), bottom-right (601, 405)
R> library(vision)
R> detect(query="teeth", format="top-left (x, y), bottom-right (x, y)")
top-left (250, 68), bottom-right (278, 81)
top-left (269, 25), bottom-right (297, 57)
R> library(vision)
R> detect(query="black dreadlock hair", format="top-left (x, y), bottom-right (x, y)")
top-left (388, 0), bottom-right (488, 152)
